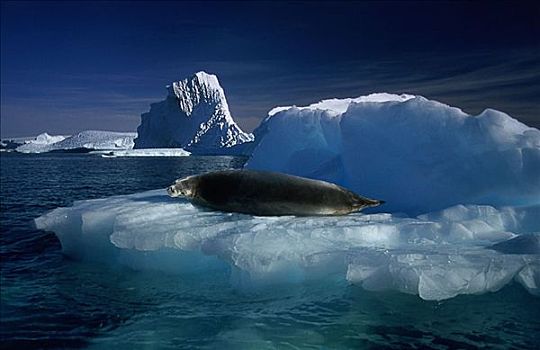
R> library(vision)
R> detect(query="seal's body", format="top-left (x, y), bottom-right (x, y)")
top-left (167, 169), bottom-right (383, 216)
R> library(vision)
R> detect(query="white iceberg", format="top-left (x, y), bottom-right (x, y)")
top-left (246, 94), bottom-right (540, 215)
top-left (15, 132), bottom-right (67, 153)
top-left (16, 130), bottom-right (136, 153)
top-left (134, 71), bottom-right (254, 155)
top-left (27, 132), bottom-right (66, 145)
top-left (91, 148), bottom-right (191, 157)
top-left (1, 137), bottom-right (31, 151)
top-left (33, 92), bottom-right (540, 301)
top-left (35, 189), bottom-right (540, 300)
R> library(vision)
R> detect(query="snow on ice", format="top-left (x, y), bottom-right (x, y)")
top-left (134, 71), bottom-right (254, 154)
top-left (246, 94), bottom-right (540, 214)
top-left (16, 131), bottom-right (136, 153)
top-left (92, 148), bottom-right (191, 157)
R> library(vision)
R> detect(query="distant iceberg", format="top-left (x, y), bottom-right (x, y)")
top-left (246, 93), bottom-right (540, 215)
top-left (92, 148), bottom-right (191, 157)
top-left (26, 132), bottom-right (66, 145)
top-left (15, 133), bottom-right (67, 153)
top-left (1, 137), bottom-right (31, 151)
top-left (16, 130), bottom-right (136, 153)
top-left (134, 71), bottom-right (254, 155)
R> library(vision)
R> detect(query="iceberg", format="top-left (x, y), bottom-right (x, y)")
top-left (15, 133), bottom-right (67, 153)
top-left (25, 132), bottom-right (66, 145)
top-left (134, 71), bottom-right (254, 155)
top-left (35, 190), bottom-right (540, 300)
top-left (33, 91), bottom-right (540, 301)
top-left (91, 148), bottom-right (191, 157)
top-left (16, 130), bottom-right (136, 153)
top-left (1, 138), bottom-right (25, 151)
top-left (246, 94), bottom-right (540, 215)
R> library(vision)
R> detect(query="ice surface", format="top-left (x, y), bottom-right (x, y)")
top-left (15, 133), bottom-right (67, 152)
top-left (16, 131), bottom-right (136, 153)
top-left (91, 148), bottom-right (191, 157)
top-left (35, 190), bottom-right (539, 300)
top-left (268, 93), bottom-right (415, 116)
top-left (28, 132), bottom-right (66, 145)
top-left (246, 94), bottom-right (540, 214)
top-left (134, 71), bottom-right (254, 154)
top-left (31, 91), bottom-right (540, 301)
top-left (1, 138), bottom-right (25, 151)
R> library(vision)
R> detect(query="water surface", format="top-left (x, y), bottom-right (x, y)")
top-left (1, 153), bottom-right (539, 349)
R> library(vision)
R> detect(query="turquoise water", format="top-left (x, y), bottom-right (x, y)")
top-left (1, 153), bottom-right (539, 349)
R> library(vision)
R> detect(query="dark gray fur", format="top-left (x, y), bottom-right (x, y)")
top-left (167, 169), bottom-right (383, 216)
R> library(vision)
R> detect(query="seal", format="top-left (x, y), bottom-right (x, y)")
top-left (167, 169), bottom-right (384, 216)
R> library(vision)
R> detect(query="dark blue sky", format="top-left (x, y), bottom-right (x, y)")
top-left (1, 1), bottom-right (539, 137)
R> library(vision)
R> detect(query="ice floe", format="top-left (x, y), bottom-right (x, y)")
top-left (35, 190), bottom-right (539, 300)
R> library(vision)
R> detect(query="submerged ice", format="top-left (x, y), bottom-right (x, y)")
top-left (35, 190), bottom-right (539, 300)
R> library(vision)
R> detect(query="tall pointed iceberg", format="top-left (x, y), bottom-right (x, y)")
top-left (134, 71), bottom-right (253, 154)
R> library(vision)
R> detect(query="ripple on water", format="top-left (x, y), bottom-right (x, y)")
top-left (1, 153), bottom-right (539, 349)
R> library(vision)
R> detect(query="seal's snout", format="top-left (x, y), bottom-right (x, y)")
top-left (167, 178), bottom-right (195, 198)
top-left (167, 185), bottom-right (177, 197)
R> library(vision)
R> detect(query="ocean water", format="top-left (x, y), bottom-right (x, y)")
top-left (1, 153), bottom-right (539, 349)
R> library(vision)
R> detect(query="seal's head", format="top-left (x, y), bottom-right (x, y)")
top-left (167, 176), bottom-right (198, 198)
